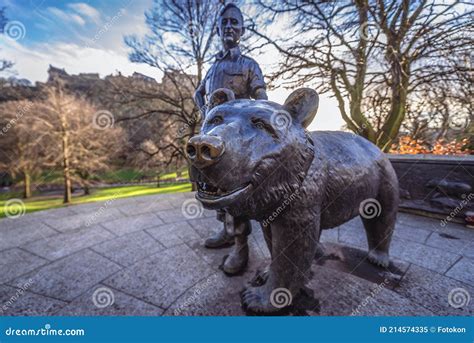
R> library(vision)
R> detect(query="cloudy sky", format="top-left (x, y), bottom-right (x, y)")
top-left (0, 0), bottom-right (343, 131)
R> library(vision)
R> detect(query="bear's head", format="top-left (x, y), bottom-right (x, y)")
top-left (186, 88), bottom-right (318, 220)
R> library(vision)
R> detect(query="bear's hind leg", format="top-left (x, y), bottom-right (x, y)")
top-left (361, 175), bottom-right (398, 268)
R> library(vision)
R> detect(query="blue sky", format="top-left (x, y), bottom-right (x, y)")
top-left (3, 0), bottom-right (139, 46)
top-left (1, 0), bottom-right (159, 81)
top-left (0, 0), bottom-right (343, 130)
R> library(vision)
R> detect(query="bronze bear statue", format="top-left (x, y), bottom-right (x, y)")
top-left (186, 88), bottom-right (399, 314)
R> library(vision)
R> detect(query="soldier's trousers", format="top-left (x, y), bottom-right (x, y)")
top-left (216, 209), bottom-right (251, 238)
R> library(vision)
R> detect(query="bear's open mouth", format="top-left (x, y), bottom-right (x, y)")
top-left (196, 181), bottom-right (252, 208)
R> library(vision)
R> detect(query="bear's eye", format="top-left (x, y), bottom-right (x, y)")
top-left (251, 118), bottom-right (278, 138)
top-left (209, 116), bottom-right (223, 125)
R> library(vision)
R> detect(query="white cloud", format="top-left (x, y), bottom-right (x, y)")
top-left (68, 3), bottom-right (101, 24)
top-left (0, 36), bottom-right (162, 83)
top-left (47, 7), bottom-right (86, 26)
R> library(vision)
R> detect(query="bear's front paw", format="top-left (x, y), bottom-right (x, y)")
top-left (242, 285), bottom-right (293, 314)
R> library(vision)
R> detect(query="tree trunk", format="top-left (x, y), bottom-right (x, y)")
top-left (23, 171), bottom-right (31, 199)
top-left (377, 50), bottom-right (410, 151)
top-left (156, 175), bottom-right (160, 188)
top-left (61, 119), bottom-right (72, 203)
top-left (83, 185), bottom-right (90, 195)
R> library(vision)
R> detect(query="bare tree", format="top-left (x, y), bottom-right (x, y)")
top-left (37, 83), bottom-right (124, 202)
top-left (0, 100), bottom-right (47, 198)
top-left (369, 0), bottom-right (472, 149)
top-left (251, 0), bottom-right (473, 150)
top-left (122, 0), bottom-right (223, 172)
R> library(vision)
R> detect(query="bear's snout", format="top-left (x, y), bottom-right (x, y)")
top-left (186, 135), bottom-right (225, 168)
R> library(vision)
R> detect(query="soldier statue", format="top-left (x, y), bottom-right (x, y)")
top-left (193, 3), bottom-right (268, 275)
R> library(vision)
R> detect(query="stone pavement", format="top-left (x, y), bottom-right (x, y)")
top-left (0, 192), bottom-right (473, 316)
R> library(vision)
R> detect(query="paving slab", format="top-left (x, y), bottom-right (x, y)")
top-left (392, 224), bottom-right (432, 244)
top-left (11, 249), bottom-right (122, 302)
top-left (146, 222), bottom-right (201, 248)
top-left (445, 257), bottom-right (474, 285)
top-left (56, 284), bottom-right (163, 316)
top-left (103, 244), bottom-right (214, 309)
top-left (0, 284), bottom-right (67, 316)
top-left (187, 217), bottom-right (223, 239)
top-left (21, 225), bottom-right (115, 260)
top-left (389, 238), bottom-right (460, 273)
top-left (426, 232), bottom-right (474, 259)
top-left (91, 230), bottom-right (166, 267)
top-left (320, 227), bottom-right (339, 244)
top-left (101, 213), bottom-right (163, 236)
top-left (0, 222), bottom-right (58, 251)
top-left (308, 265), bottom-right (434, 316)
top-left (0, 249), bottom-right (48, 283)
top-left (164, 272), bottom-right (247, 316)
top-left (116, 200), bottom-right (175, 216)
top-left (395, 264), bottom-right (474, 316)
top-left (44, 209), bottom-right (124, 232)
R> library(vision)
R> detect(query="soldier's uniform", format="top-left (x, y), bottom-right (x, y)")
top-left (196, 46), bottom-right (266, 113)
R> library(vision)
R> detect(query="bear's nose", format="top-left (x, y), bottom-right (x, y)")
top-left (186, 135), bottom-right (225, 168)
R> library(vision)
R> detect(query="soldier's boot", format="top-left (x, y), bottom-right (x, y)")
top-left (204, 225), bottom-right (234, 248)
top-left (205, 209), bottom-right (234, 248)
top-left (223, 219), bottom-right (251, 275)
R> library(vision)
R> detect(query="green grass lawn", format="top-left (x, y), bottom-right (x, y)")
top-left (99, 168), bottom-right (189, 183)
top-left (0, 182), bottom-right (192, 218)
top-left (159, 169), bottom-right (189, 180)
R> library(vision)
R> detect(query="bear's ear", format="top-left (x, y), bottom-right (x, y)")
top-left (283, 88), bottom-right (319, 128)
top-left (208, 88), bottom-right (235, 110)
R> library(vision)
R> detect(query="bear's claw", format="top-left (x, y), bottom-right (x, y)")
top-left (242, 286), bottom-right (281, 314)
top-left (368, 250), bottom-right (390, 268)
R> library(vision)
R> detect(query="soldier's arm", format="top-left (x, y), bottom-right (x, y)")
top-left (249, 61), bottom-right (268, 100)
top-left (193, 76), bottom-right (208, 120)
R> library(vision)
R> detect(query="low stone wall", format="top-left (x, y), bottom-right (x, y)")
top-left (387, 154), bottom-right (474, 223)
